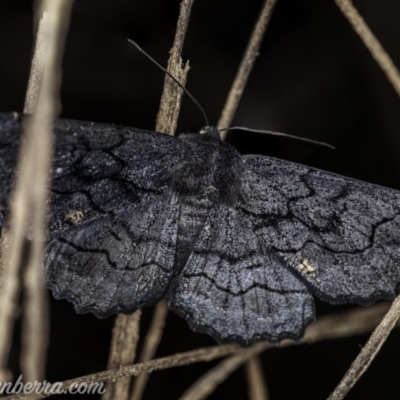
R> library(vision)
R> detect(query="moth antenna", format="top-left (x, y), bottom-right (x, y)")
top-left (219, 126), bottom-right (335, 150)
top-left (127, 39), bottom-right (209, 127)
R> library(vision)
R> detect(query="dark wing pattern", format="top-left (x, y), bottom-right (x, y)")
top-left (241, 155), bottom-right (400, 305)
top-left (47, 194), bottom-right (180, 317)
top-left (0, 113), bottom-right (184, 233)
top-left (44, 116), bottom-right (184, 316)
top-left (49, 117), bottom-right (183, 233)
top-left (0, 112), bottom-right (187, 319)
top-left (4, 111), bottom-right (400, 345)
top-left (170, 203), bottom-right (315, 345)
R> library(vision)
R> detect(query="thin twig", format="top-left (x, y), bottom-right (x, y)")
top-left (102, 312), bottom-right (142, 400)
top-left (21, 1), bottom-right (74, 384)
top-left (23, 8), bottom-right (49, 114)
top-left (4, 303), bottom-right (395, 400)
top-left (301, 303), bottom-right (391, 343)
top-left (217, 0), bottom-right (278, 140)
top-left (4, 345), bottom-right (239, 400)
top-left (155, 0), bottom-right (195, 135)
top-left (130, 301), bottom-right (168, 400)
top-left (335, 0), bottom-right (400, 98)
top-left (328, 5), bottom-right (400, 393)
top-left (245, 357), bottom-right (269, 400)
top-left (0, 0), bottom-right (73, 384)
top-left (176, 302), bottom-right (393, 400)
top-left (327, 296), bottom-right (400, 400)
top-left (20, 11), bottom-right (51, 384)
top-left (179, 343), bottom-right (268, 400)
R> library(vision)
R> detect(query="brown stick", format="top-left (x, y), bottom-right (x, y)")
top-left (23, 9), bottom-right (49, 114)
top-left (327, 297), bottom-right (400, 400)
top-left (102, 312), bottom-right (142, 400)
top-left (155, 0), bottom-right (195, 135)
top-left (179, 344), bottom-right (268, 400)
top-left (21, 1), bottom-right (74, 383)
top-left (130, 301), bottom-right (168, 400)
top-left (20, 10), bottom-right (51, 385)
top-left (217, 0), bottom-right (278, 139)
top-left (245, 356), bottom-right (269, 400)
top-left (0, 0), bottom-right (73, 384)
top-left (335, 0), bottom-right (400, 98)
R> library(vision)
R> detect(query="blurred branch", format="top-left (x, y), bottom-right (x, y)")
top-left (5, 303), bottom-right (397, 400)
top-left (21, 1), bottom-right (74, 384)
top-left (23, 10), bottom-right (49, 114)
top-left (217, 0), bottom-right (278, 139)
top-left (130, 301), bottom-right (168, 400)
top-left (0, 0), bottom-right (73, 384)
top-left (102, 312), bottom-right (142, 400)
top-left (335, 0), bottom-right (400, 98)
top-left (327, 296), bottom-right (400, 400)
top-left (245, 357), bottom-right (269, 400)
top-left (20, 11), bottom-right (51, 385)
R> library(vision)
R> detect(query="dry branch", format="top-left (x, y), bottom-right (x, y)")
top-left (327, 296), bottom-right (400, 400)
top-left (21, 1), bottom-right (74, 384)
top-left (335, 0), bottom-right (400, 98)
top-left (217, 0), bottom-right (278, 139)
top-left (20, 12), bottom-right (51, 385)
top-left (0, 0), bottom-right (73, 384)
top-left (245, 356), bottom-right (269, 400)
top-left (23, 11), bottom-right (49, 114)
top-left (155, 0), bottom-right (195, 135)
top-left (179, 343), bottom-right (268, 400)
top-left (102, 312), bottom-right (142, 400)
top-left (327, 3), bottom-right (400, 396)
top-left (130, 301), bottom-right (168, 400)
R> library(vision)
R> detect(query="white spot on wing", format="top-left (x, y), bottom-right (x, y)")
top-left (296, 257), bottom-right (317, 278)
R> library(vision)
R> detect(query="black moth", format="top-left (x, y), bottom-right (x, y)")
top-left (1, 112), bottom-right (400, 346)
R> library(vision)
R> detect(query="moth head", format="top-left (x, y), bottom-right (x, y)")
top-left (198, 126), bottom-right (221, 139)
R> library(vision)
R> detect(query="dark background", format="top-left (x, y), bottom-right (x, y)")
top-left (1, 0), bottom-right (400, 399)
